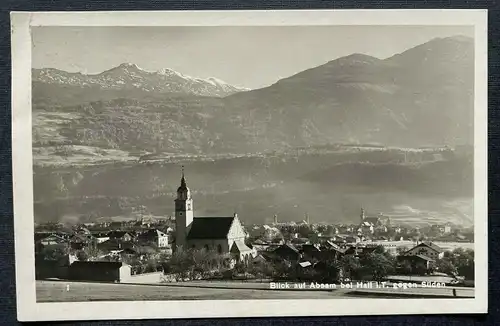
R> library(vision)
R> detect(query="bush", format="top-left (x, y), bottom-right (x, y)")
top-left (435, 248), bottom-right (474, 280)
top-left (166, 248), bottom-right (231, 280)
top-left (359, 249), bottom-right (396, 281)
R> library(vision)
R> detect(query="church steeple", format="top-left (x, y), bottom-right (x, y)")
top-left (180, 165), bottom-right (187, 188)
top-left (177, 165), bottom-right (191, 200)
top-left (175, 165), bottom-right (193, 251)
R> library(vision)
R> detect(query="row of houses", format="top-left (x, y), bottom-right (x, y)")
top-left (254, 240), bottom-right (445, 276)
top-left (35, 228), bottom-right (171, 250)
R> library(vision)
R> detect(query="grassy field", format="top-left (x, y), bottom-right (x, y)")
top-left (36, 280), bottom-right (337, 302)
top-left (36, 280), bottom-right (474, 302)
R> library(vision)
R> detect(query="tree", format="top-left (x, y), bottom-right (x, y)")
top-left (166, 248), bottom-right (231, 280)
top-left (360, 251), bottom-right (396, 281)
top-left (298, 224), bottom-right (312, 238)
top-left (455, 248), bottom-right (474, 280)
top-left (320, 258), bottom-right (342, 282)
top-left (233, 261), bottom-right (246, 275)
top-left (80, 240), bottom-right (104, 261)
top-left (340, 255), bottom-right (361, 280)
top-left (248, 260), bottom-right (274, 282)
top-left (272, 260), bottom-right (296, 280)
top-left (434, 248), bottom-right (474, 279)
top-left (435, 258), bottom-right (457, 276)
top-left (38, 244), bottom-right (69, 261)
top-left (396, 246), bottom-right (408, 256)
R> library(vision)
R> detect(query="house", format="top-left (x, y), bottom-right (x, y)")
top-left (98, 238), bottom-right (134, 252)
top-left (250, 253), bottom-right (272, 265)
top-left (398, 254), bottom-right (434, 274)
top-left (324, 241), bottom-right (348, 256)
top-left (91, 232), bottom-right (110, 244)
top-left (301, 244), bottom-right (323, 260)
top-left (442, 223), bottom-right (453, 234)
top-left (139, 229), bottom-right (169, 248)
top-left (69, 234), bottom-right (93, 250)
top-left (39, 234), bottom-right (67, 246)
top-left (107, 231), bottom-right (134, 242)
top-left (403, 242), bottom-right (444, 260)
top-left (302, 242), bottom-right (346, 261)
top-left (337, 225), bottom-right (355, 234)
top-left (374, 225), bottom-right (389, 234)
top-left (393, 226), bottom-right (403, 234)
top-left (120, 247), bottom-right (138, 258)
top-left (358, 222), bottom-right (374, 234)
top-left (68, 261), bottom-right (132, 282)
top-left (173, 170), bottom-right (253, 262)
top-left (271, 243), bottom-right (301, 261)
top-left (342, 244), bottom-right (379, 257)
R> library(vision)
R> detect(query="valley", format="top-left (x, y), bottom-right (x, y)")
top-left (33, 146), bottom-right (473, 226)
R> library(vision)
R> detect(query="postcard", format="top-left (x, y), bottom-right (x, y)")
top-left (11, 9), bottom-right (488, 321)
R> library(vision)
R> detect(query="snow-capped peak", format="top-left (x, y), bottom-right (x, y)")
top-left (118, 63), bottom-right (141, 70)
top-left (206, 77), bottom-right (227, 86)
top-left (156, 68), bottom-right (177, 75)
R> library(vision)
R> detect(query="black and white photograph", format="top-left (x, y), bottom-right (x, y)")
top-left (11, 10), bottom-right (488, 321)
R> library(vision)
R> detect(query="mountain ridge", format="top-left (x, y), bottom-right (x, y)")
top-left (32, 63), bottom-right (249, 98)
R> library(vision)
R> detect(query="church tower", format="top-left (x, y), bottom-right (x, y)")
top-left (360, 208), bottom-right (366, 223)
top-left (174, 166), bottom-right (193, 251)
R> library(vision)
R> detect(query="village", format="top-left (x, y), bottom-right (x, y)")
top-left (34, 171), bottom-right (475, 298)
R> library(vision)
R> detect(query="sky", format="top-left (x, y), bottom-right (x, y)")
top-left (32, 25), bottom-right (474, 89)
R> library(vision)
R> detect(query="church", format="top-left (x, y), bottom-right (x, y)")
top-left (358, 208), bottom-right (391, 234)
top-left (173, 169), bottom-right (254, 262)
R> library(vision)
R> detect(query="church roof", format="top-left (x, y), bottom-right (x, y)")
top-left (187, 217), bottom-right (235, 240)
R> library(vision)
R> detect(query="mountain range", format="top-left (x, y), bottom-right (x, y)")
top-left (32, 35), bottom-right (475, 225)
top-left (33, 63), bottom-right (249, 98)
top-left (33, 36), bottom-right (474, 157)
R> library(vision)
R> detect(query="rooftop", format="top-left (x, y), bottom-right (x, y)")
top-left (187, 216), bottom-right (235, 240)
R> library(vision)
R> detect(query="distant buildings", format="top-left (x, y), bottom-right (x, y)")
top-left (358, 208), bottom-right (391, 234)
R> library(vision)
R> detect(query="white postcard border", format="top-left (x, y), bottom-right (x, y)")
top-left (11, 9), bottom-right (488, 322)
